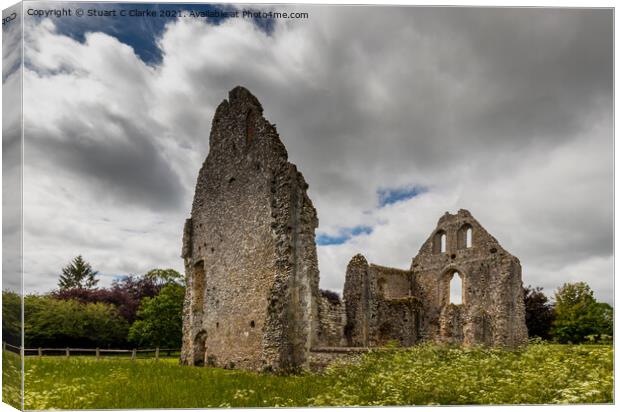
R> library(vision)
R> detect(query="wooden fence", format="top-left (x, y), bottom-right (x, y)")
top-left (2, 342), bottom-right (180, 360)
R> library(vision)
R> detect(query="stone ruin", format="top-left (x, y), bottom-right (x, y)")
top-left (180, 86), bottom-right (528, 372)
top-left (343, 210), bottom-right (528, 349)
top-left (180, 86), bottom-right (320, 372)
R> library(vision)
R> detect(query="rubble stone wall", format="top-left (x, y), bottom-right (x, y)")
top-left (180, 87), bottom-right (527, 374)
top-left (342, 209), bottom-right (527, 349)
top-left (316, 291), bottom-right (346, 347)
top-left (411, 209), bottom-right (527, 347)
top-left (343, 255), bottom-right (376, 347)
top-left (180, 87), bottom-right (320, 372)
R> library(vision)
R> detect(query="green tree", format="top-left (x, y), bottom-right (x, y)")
top-left (25, 295), bottom-right (129, 348)
top-left (58, 255), bottom-right (99, 290)
top-left (523, 285), bottom-right (554, 340)
top-left (2, 290), bottom-right (22, 346)
top-left (144, 268), bottom-right (184, 287)
top-left (128, 283), bottom-right (185, 348)
top-left (551, 282), bottom-right (613, 344)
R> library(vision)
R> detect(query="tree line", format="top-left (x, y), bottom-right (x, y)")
top-left (523, 282), bottom-right (612, 343)
top-left (2, 256), bottom-right (185, 349)
top-left (2, 256), bottom-right (613, 349)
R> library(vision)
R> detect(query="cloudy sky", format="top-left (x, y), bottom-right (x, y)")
top-left (4, 3), bottom-right (613, 303)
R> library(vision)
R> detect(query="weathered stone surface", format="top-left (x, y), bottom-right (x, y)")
top-left (343, 209), bottom-right (527, 349)
top-left (181, 87), bottom-right (526, 374)
top-left (343, 254), bottom-right (372, 346)
top-left (412, 209), bottom-right (527, 347)
top-left (180, 86), bottom-right (320, 372)
top-left (307, 347), bottom-right (369, 371)
top-left (343, 258), bottom-right (420, 347)
top-left (316, 290), bottom-right (346, 347)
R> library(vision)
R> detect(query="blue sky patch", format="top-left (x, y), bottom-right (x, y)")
top-left (36, 3), bottom-right (272, 65)
top-left (317, 225), bottom-right (373, 246)
top-left (377, 185), bottom-right (428, 207)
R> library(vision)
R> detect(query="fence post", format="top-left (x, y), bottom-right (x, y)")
top-left (155, 347), bottom-right (159, 361)
top-left (66, 347), bottom-right (70, 358)
top-left (131, 348), bottom-right (136, 361)
top-left (2, 342), bottom-right (6, 352)
top-left (38, 348), bottom-right (42, 358)
top-left (96, 347), bottom-right (100, 360)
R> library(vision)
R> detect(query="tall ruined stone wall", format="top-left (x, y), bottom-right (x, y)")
top-left (180, 86), bottom-right (320, 372)
top-left (373, 265), bottom-right (413, 299)
top-left (342, 209), bottom-right (527, 349)
top-left (371, 265), bottom-right (419, 346)
top-left (411, 209), bottom-right (527, 347)
top-left (343, 254), bottom-right (374, 347)
top-left (343, 258), bottom-right (420, 347)
top-left (316, 291), bottom-right (346, 347)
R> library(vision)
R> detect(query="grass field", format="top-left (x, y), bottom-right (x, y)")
top-left (2, 342), bottom-right (613, 409)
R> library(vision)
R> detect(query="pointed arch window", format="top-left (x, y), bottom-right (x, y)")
top-left (433, 230), bottom-right (447, 254)
top-left (457, 224), bottom-right (473, 249)
top-left (449, 271), bottom-right (463, 305)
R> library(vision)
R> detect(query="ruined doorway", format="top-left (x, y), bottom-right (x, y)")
top-left (193, 330), bottom-right (207, 366)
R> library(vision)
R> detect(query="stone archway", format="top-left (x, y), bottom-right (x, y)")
top-left (440, 267), bottom-right (468, 307)
top-left (449, 272), bottom-right (463, 305)
top-left (438, 267), bottom-right (468, 344)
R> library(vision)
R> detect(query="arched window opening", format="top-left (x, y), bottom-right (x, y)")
top-left (449, 272), bottom-right (463, 305)
top-left (433, 230), bottom-right (447, 254)
top-left (457, 224), bottom-right (473, 249)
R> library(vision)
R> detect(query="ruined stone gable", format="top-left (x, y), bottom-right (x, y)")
top-left (180, 86), bottom-right (320, 372)
top-left (342, 209), bottom-right (527, 349)
top-left (412, 209), bottom-right (527, 347)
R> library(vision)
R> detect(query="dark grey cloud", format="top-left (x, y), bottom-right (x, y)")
top-left (3, 3), bottom-right (23, 293)
top-left (2, 126), bottom-right (22, 293)
top-left (445, 9), bottom-right (613, 145)
top-left (27, 105), bottom-right (185, 211)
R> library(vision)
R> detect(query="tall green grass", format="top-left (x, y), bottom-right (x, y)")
top-left (5, 342), bottom-right (612, 409)
top-left (2, 350), bottom-right (21, 409)
top-left (312, 343), bottom-right (613, 406)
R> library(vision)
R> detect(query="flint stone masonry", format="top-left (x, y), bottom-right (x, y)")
top-left (181, 87), bottom-right (527, 373)
top-left (343, 209), bottom-right (528, 348)
top-left (316, 290), bottom-right (346, 347)
top-left (343, 258), bottom-right (419, 347)
top-left (180, 86), bottom-right (320, 372)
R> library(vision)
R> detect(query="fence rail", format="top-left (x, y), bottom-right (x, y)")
top-left (2, 342), bottom-right (180, 360)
